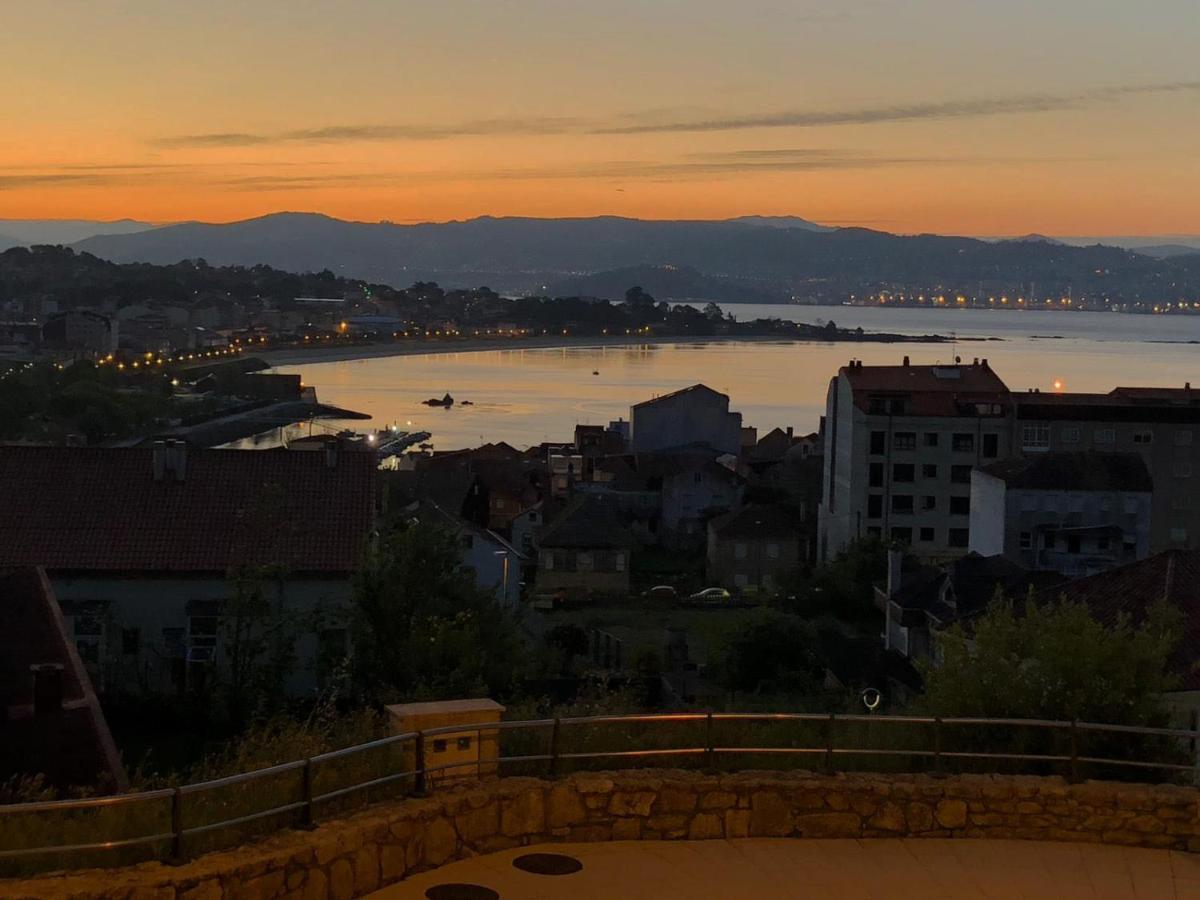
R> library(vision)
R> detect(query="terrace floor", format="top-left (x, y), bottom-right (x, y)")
top-left (374, 838), bottom-right (1200, 899)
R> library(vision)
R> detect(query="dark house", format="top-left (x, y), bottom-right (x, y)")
top-left (535, 495), bottom-right (632, 599)
top-left (706, 505), bottom-right (801, 595)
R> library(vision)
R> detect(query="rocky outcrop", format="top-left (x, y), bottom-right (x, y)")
top-left (7, 770), bottom-right (1200, 899)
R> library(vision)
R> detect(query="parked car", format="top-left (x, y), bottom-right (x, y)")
top-left (688, 587), bottom-right (732, 603)
top-left (644, 585), bottom-right (678, 601)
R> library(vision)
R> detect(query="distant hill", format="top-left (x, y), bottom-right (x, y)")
top-left (1131, 244), bottom-right (1200, 259)
top-left (1000, 233), bottom-right (1067, 246)
top-left (71, 211), bottom-right (1200, 303)
top-left (0, 218), bottom-right (154, 246)
top-left (546, 265), bottom-right (785, 303)
top-left (725, 215), bottom-right (831, 232)
top-left (0, 233), bottom-right (20, 252)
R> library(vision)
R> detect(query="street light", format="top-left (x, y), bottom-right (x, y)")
top-left (493, 549), bottom-right (511, 606)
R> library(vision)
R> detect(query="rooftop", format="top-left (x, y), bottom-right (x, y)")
top-left (979, 451), bottom-right (1153, 492)
top-left (631, 383), bottom-right (728, 409)
top-left (539, 494), bottom-right (631, 549)
top-left (0, 446), bottom-right (377, 574)
top-left (841, 358), bottom-right (1010, 416)
top-left (709, 504), bottom-right (798, 540)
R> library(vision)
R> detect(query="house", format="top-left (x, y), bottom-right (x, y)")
top-left (405, 500), bottom-right (526, 607)
top-left (706, 505), bottom-right (801, 595)
top-left (41, 309), bottom-right (118, 357)
top-left (819, 357), bottom-right (1014, 562)
top-left (630, 384), bottom-right (743, 455)
top-left (0, 443), bottom-right (378, 697)
top-left (653, 455), bottom-right (745, 547)
top-left (1038, 550), bottom-right (1200, 723)
top-left (970, 452), bottom-right (1153, 576)
top-left (535, 495), bottom-right (632, 599)
top-left (0, 567), bottom-right (127, 792)
top-left (877, 551), bottom-right (1060, 664)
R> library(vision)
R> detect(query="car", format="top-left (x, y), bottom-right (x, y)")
top-left (644, 585), bottom-right (678, 601)
top-left (688, 587), bottom-right (732, 603)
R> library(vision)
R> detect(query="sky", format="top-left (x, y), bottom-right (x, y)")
top-left (2, 0), bottom-right (1198, 234)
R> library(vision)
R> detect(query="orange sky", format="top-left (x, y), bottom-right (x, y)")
top-left (3, 1), bottom-right (1199, 235)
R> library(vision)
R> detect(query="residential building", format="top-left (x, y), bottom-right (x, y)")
top-left (0, 443), bottom-right (378, 697)
top-left (404, 501), bottom-right (525, 607)
top-left (0, 567), bottom-right (127, 792)
top-left (650, 454), bottom-right (745, 548)
top-left (630, 384), bottom-right (743, 455)
top-left (819, 358), bottom-right (1013, 562)
top-left (706, 505), bottom-right (801, 595)
top-left (970, 451), bottom-right (1153, 576)
top-left (535, 495), bottom-right (631, 599)
top-left (41, 309), bottom-right (118, 357)
top-left (1015, 386), bottom-right (1200, 552)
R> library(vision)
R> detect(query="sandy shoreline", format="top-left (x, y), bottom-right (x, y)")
top-left (259, 331), bottom-right (955, 368)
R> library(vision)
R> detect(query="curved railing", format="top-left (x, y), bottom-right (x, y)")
top-left (2, 712), bottom-right (1197, 876)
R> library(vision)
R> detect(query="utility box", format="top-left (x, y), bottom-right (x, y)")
top-left (386, 698), bottom-right (505, 787)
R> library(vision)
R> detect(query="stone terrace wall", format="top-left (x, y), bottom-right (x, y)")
top-left (7, 770), bottom-right (1200, 899)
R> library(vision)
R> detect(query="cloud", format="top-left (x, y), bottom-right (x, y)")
top-left (597, 80), bottom-right (1200, 134)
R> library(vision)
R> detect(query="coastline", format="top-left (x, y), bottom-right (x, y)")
top-left (259, 331), bottom-right (968, 368)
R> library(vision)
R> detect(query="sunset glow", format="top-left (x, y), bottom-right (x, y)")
top-left (3, 1), bottom-right (1199, 233)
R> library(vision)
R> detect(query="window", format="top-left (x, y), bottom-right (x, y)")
top-left (921, 495), bottom-right (937, 511)
top-left (950, 465), bottom-right (972, 484)
top-left (923, 433), bottom-right (939, 448)
top-left (457, 737), bottom-right (472, 751)
top-left (615, 552), bottom-right (626, 572)
top-left (869, 431), bottom-right (886, 455)
top-left (163, 627), bottom-right (186, 658)
top-left (867, 495), bottom-right (883, 518)
top-left (766, 543), bottom-right (780, 559)
top-left (891, 495), bottom-right (914, 514)
top-left (190, 616), bottom-right (218, 650)
top-left (982, 433), bottom-right (999, 458)
top-left (952, 433), bottom-right (975, 453)
top-left (1172, 495), bottom-right (1191, 511)
top-left (919, 527), bottom-right (935, 543)
top-left (891, 527), bottom-right (912, 545)
top-left (894, 432), bottom-right (916, 451)
top-left (1043, 531), bottom-right (1057, 550)
top-left (1171, 528), bottom-right (1189, 544)
top-left (1176, 430), bottom-right (1193, 447)
top-left (949, 496), bottom-right (970, 516)
top-left (121, 627), bottom-right (140, 656)
top-left (694, 472), bottom-right (703, 483)
top-left (869, 396), bottom-right (908, 415)
top-left (543, 552), bottom-right (554, 571)
top-left (1022, 424), bottom-right (1050, 450)
top-left (922, 464), bottom-right (938, 479)
top-left (734, 542), bottom-right (748, 560)
top-left (528, 511), bottom-right (538, 523)
top-left (1067, 536), bottom-right (1081, 554)
top-left (869, 462), bottom-right (884, 487)
top-left (1133, 431), bottom-right (1153, 445)
top-left (893, 463), bottom-right (915, 483)
top-left (1061, 427), bottom-right (1080, 444)
top-left (494, 497), bottom-right (506, 509)
top-left (1019, 531), bottom-right (1032, 550)
top-left (948, 528), bottom-right (970, 548)
top-left (1095, 428), bottom-right (1116, 444)
top-left (1174, 462), bottom-right (1192, 478)
top-left (433, 739), bottom-right (448, 753)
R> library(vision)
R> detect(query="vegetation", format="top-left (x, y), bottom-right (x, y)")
top-left (785, 535), bottom-right (892, 622)
top-left (709, 609), bottom-right (822, 695)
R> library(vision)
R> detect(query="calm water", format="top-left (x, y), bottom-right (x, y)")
top-left (276, 306), bottom-right (1200, 451)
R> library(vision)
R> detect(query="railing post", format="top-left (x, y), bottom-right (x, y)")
top-left (824, 713), bottom-right (836, 773)
top-left (413, 731), bottom-right (428, 796)
top-left (933, 717), bottom-right (943, 773)
top-left (1069, 720), bottom-right (1080, 783)
top-left (168, 787), bottom-right (184, 865)
top-left (549, 718), bottom-right (562, 778)
top-left (300, 758), bottom-right (315, 830)
top-left (704, 711), bottom-right (715, 770)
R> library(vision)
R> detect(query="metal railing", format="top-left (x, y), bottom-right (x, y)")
top-left (2, 712), bottom-right (1197, 876)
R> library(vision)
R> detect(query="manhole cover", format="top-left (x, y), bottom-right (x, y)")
top-left (424, 885), bottom-right (500, 900)
top-left (512, 852), bottom-right (584, 876)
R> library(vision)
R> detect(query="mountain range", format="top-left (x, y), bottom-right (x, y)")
top-left (0, 218), bottom-right (154, 247)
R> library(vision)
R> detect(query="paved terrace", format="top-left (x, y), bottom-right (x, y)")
top-left (380, 838), bottom-right (1200, 899)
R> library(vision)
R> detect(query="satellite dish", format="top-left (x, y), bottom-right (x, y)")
top-left (861, 687), bottom-right (882, 712)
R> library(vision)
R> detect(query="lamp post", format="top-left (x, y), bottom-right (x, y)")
top-left (493, 549), bottom-right (511, 606)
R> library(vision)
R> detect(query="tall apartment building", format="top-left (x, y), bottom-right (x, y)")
top-left (1015, 387), bottom-right (1200, 551)
top-left (819, 358), bottom-right (1014, 561)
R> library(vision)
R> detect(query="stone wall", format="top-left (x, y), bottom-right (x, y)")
top-left (7, 770), bottom-right (1200, 899)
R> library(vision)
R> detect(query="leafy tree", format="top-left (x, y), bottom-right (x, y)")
top-left (713, 609), bottom-right (822, 695)
top-left (544, 623), bottom-right (590, 676)
top-left (787, 535), bottom-right (890, 621)
top-left (351, 524), bottom-right (524, 700)
top-left (702, 302), bottom-right (724, 321)
top-left (919, 596), bottom-right (1181, 726)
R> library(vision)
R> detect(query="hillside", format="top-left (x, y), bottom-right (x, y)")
top-left (70, 212), bottom-right (1200, 304)
top-left (0, 218), bottom-right (154, 246)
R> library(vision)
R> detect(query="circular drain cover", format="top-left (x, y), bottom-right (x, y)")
top-left (512, 852), bottom-right (584, 876)
top-left (425, 885), bottom-right (500, 900)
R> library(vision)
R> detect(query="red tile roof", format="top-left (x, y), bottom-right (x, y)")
top-left (631, 383), bottom-right (728, 409)
top-left (842, 361), bottom-right (1010, 416)
top-left (0, 446), bottom-right (377, 574)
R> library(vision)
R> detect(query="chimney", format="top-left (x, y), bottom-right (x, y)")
top-left (786, 426), bottom-right (793, 439)
top-left (171, 440), bottom-right (187, 482)
top-left (152, 440), bottom-right (168, 481)
top-left (902, 355), bottom-right (910, 366)
top-left (887, 546), bottom-right (904, 599)
top-left (31, 664), bottom-right (64, 716)
top-left (324, 438), bottom-right (339, 469)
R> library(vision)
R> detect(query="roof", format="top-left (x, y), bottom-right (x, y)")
top-left (979, 452), bottom-right (1153, 492)
top-left (841, 359), bottom-right (1010, 416)
top-left (1016, 386), bottom-right (1200, 422)
top-left (539, 494), bottom-right (632, 549)
top-left (407, 499), bottom-right (526, 559)
top-left (889, 553), bottom-right (1061, 626)
top-left (709, 504), bottom-right (799, 540)
top-left (631, 383), bottom-right (728, 410)
top-left (0, 567), bottom-right (127, 791)
top-left (1039, 549), bottom-right (1200, 690)
top-left (0, 446), bottom-right (377, 574)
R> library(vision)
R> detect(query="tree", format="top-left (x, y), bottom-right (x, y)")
top-left (787, 535), bottom-right (890, 621)
top-left (713, 609), bottom-right (822, 695)
top-left (544, 624), bottom-right (590, 676)
top-left (351, 524), bottom-right (523, 700)
top-left (920, 595), bottom-right (1181, 725)
top-left (702, 302), bottom-right (724, 321)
